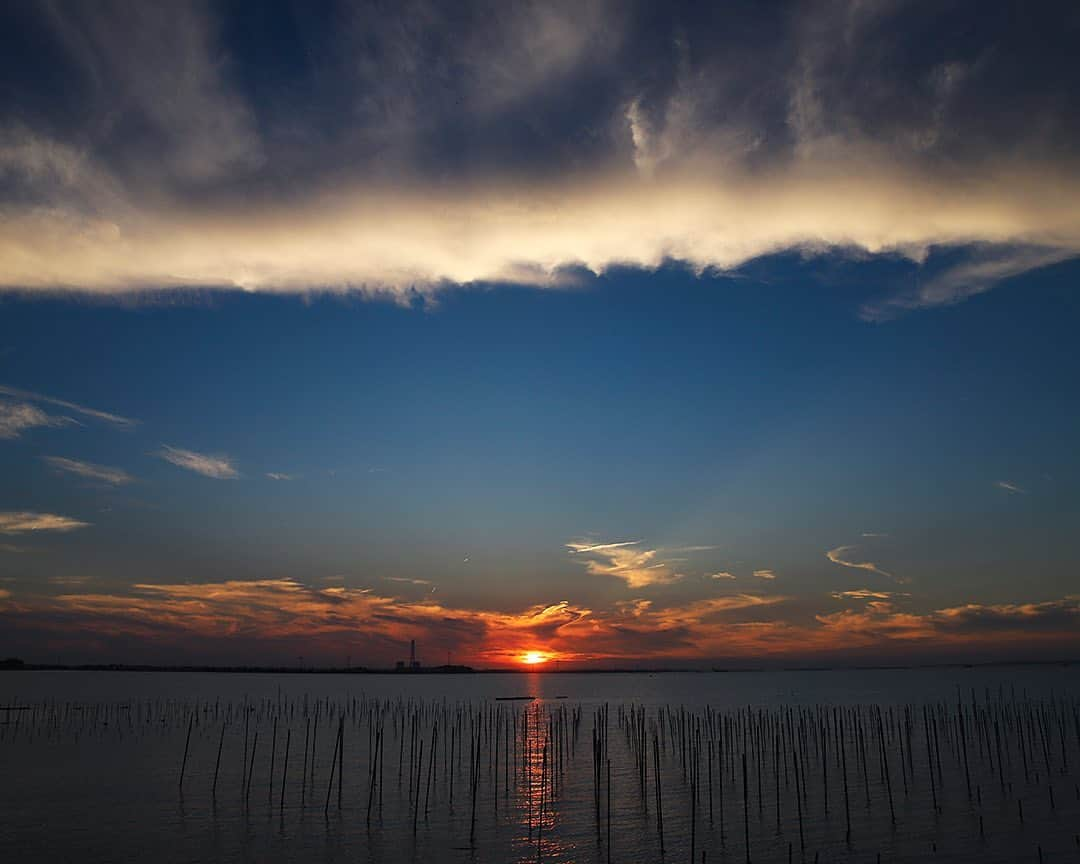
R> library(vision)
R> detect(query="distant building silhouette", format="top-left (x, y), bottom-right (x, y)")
top-left (395, 639), bottom-right (421, 670)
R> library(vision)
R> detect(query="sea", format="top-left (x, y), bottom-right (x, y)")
top-left (2, 665), bottom-right (1078, 863)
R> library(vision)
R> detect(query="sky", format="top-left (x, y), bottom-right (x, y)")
top-left (1, 1), bottom-right (1079, 668)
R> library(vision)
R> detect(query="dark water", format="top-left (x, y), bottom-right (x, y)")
top-left (2, 667), bottom-right (1078, 863)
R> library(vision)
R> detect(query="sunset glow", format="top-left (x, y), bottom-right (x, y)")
top-left (0, 2), bottom-right (1079, 672)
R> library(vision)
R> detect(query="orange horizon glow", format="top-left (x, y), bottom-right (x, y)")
top-left (2, 578), bottom-right (1079, 667)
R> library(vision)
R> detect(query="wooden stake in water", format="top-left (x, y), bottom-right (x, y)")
top-left (269, 716), bottom-right (277, 805)
top-left (301, 717), bottom-right (309, 808)
top-left (178, 711), bottom-right (193, 791)
top-left (246, 732), bottom-right (259, 805)
top-left (606, 758), bottom-right (612, 864)
top-left (654, 734), bottom-right (665, 854)
top-left (280, 727), bottom-right (291, 812)
top-left (793, 744), bottom-right (805, 853)
top-left (212, 721), bottom-right (225, 798)
top-left (743, 751), bottom-right (751, 864)
top-left (324, 721), bottom-right (341, 816)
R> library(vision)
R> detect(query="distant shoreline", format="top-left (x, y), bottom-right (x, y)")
top-left (0, 658), bottom-right (1075, 674)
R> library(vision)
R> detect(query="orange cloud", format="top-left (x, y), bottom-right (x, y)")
top-left (567, 540), bottom-right (683, 588)
top-left (2, 580), bottom-right (1077, 666)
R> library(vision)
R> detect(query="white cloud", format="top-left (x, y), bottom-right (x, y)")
top-left (266, 472), bottom-right (293, 481)
top-left (995, 480), bottom-right (1026, 495)
top-left (0, 511), bottom-right (90, 534)
top-left (1, 164), bottom-right (1078, 304)
top-left (567, 540), bottom-right (641, 554)
top-left (0, 401), bottom-right (71, 439)
top-left (753, 569), bottom-right (777, 580)
top-left (710, 571), bottom-right (736, 580)
top-left (568, 539), bottom-right (683, 588)
top-left (44, 456), bottom-right (133, 486)
top-left (861, 246), bottom-right (1076, 322)
top-left (0, 385), bottom-right (135, 428)
top-left (156, 445), bottom-right (238, 479)
top-left (1, 3), bottom-right (1078, 315)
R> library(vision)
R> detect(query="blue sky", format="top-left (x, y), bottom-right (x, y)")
top-left (3, 255), bottom-right (1078, 665)
top-left (1, 1), bottom-right (1078, 666)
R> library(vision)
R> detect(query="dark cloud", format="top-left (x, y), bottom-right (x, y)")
top-left (1, 1), bottom-right (1077, 300)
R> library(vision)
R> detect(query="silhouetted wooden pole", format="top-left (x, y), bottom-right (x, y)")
top-left (212, 721), bottom-right (225, 798)
top-left (743, 751), bottom-right (750, 864)
top-left (280, 727), bottom-right (291, 811)
top-left (178, 711), bottom-right (193, 791)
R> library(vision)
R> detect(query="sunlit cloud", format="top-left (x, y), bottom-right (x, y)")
top-left (826, 545), bottom-right (898, 582)
top-left (830, 589), bottom-right (910, 601)
top-left (44, 456), bottom-right (134, 486)
top-left (0, 385), bottom-right (135, 429)
top-left (0, 2), bottom-right (1077, 313)
top-left (996, 480), bottom-right (1026, 495)
top-left (0, 401), bottom-right (72, 439)
top-left (568, 540), bottom-right (683, 588)
top-left (566, 540), bottom-right (640, 554)
top-left (3, 170), bottom-right (1077, 303)
top-left (3, 576), bottom-right (1078, 664)
top-left (156, 445), bottom-right (238, 479)
top-left (710, 571), bottom-right (736, 580)
top-left (753, 569), bottom-right (776, 580)
top-left (0, 578), bottom-right (784, 664)
top-left (0, 511), bottom-right (90, 534)
top-left (816, 597), bottom-right (1080, 647)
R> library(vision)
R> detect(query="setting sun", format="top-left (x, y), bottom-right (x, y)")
top-left (520, 651), bottom-right (550, 666)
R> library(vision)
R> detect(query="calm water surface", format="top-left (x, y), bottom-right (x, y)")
top-left (2, 666), bottom-right (1078, 863)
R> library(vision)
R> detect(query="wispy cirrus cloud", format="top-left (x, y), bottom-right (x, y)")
top-left (44, 456), bottom-right (134, 486)
top-left (566, 540), bottom-right (641, 554)
top-left (996, 480), bottom-right (1026, 495)
top-left (568, 540), bottom-right (683, 588)
top-left (266, 472), bottom-right (293, 481)
top-left (830, 589), bottom-right (910, 601)
top-left (156, 445), bottom-right (238, 479)
top-left (826, 545), bottom-right (898, 582)
top-left (860, 246), bottom-right (1077, 323)
top-left (0, 385), bottom-right (135, 429)
top-left (0, 511), bottom-right (90, 534)
top-left (0, 400), bottom-right (71, 439)
top-left (753, 569), bottom-right (777, 581)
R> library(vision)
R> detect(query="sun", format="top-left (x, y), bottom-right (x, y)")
top-left (520, 650), bottom-right (550, 666)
